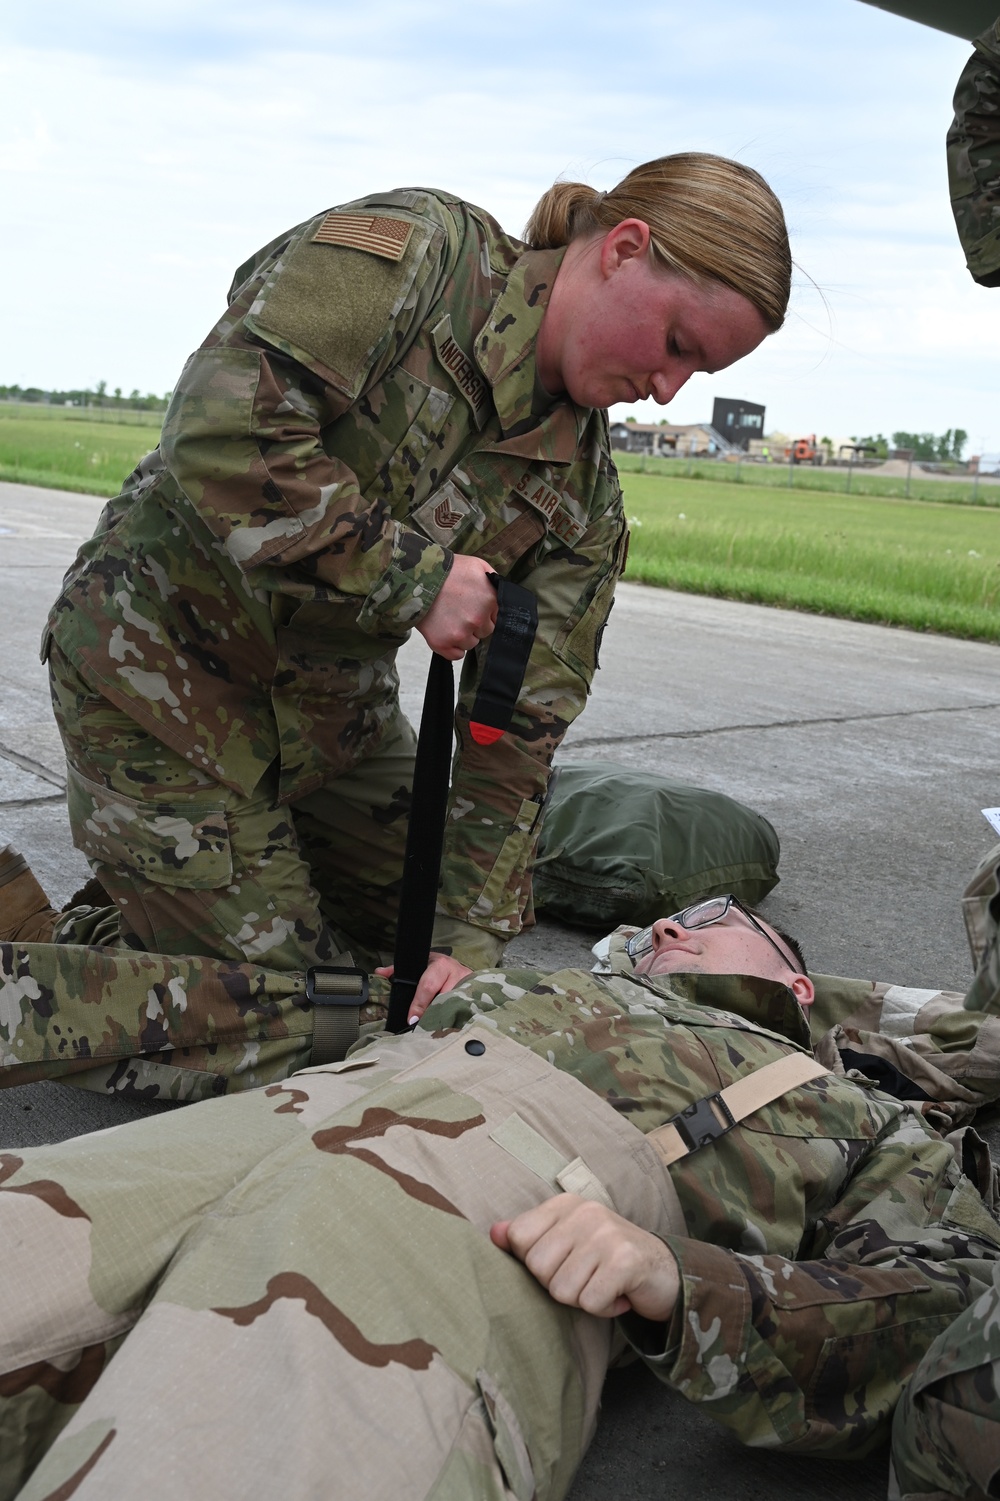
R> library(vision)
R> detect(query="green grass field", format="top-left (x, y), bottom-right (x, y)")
top-left (622, 472), bottom-right (1000, 642)
top-left (0, 409), bottom-right (161, 496)
top-left (614, 451), bottom-right (999, 508)
top-left (3, 409), bottom-right (1000, 642)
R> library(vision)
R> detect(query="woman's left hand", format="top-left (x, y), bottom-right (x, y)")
top-left (374, 950), bottom-right (474, 1023)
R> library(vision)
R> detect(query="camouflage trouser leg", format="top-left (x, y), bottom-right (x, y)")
top-left (0, 1028), bottom-right (682, 1501)
top-left (0, 938), bottom-right (391, 1100)
top-left (890, 1264), bottom-right (1000, 1500)
top-left (287, 713), bottom-right (415, 966)
top-left (49, 643), bottom-right (415, 974)
top-left (963, 842), bottom-right (1000, 1015)
top-left (34, 646), bottom-right (415, 1096)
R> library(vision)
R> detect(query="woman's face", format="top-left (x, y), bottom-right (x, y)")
top-left (537, 221), bottom-right (771, 411)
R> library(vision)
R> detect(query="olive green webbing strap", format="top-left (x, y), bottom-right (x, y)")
top-left (306, 964), bottom-right (370, 1068)
top-left (647, 1053), bottom-right (828, 1167)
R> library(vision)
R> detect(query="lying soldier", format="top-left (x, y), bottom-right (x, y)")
top-left (2, 896), bottom-right (999, 1500)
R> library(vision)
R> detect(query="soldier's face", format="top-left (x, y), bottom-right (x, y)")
top-left (634, 910), bottom-right (814, 1006)
top-left (540, 223), bottom-right (770, 411)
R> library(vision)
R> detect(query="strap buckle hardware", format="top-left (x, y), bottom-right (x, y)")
top-left (671, 1091), bottom-right (736, 1153)
top-left (305, 966), bottom-right (370, 1008)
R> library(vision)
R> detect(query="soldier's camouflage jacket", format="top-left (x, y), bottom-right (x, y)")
top-left (44, 189), bottom-right (625, 962)
top-left (948, 16), bottom-right (1000, 285)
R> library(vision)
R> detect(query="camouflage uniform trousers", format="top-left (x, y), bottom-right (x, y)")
top-left (0, 936), bottom-right (392, 1101)
top-left (889, 1264), bottom-right (1000, 1500)
top-left (881, 843), bottom-right (1000, 1497)
top-left (0, 1024), bottom-right (681, 1501)
top-left (48, 640), bottom-right (414, 974)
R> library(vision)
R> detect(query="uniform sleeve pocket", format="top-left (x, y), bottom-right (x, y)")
top-left (66, 762), bottom-right (233, 890)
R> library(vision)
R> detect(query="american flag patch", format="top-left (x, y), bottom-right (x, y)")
top-left (312, 212), bottom-right (414, 262)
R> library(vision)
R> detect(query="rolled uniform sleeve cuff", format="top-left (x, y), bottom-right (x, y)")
top-left (431, 914), bottom-right (507, 970)
top-left (619, 1237), bottom-right (753, 1402)
top-left (356, 527), bottom-right (452, 632)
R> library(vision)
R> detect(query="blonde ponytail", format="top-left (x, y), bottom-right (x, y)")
top-left (524, 154), bottom-right (791, 331)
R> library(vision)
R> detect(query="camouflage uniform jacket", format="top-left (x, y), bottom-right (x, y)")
top-left (422, 961), bottom-right (1000, 1456)
top-left (948, 16), bottom-right (1000, 285)
top-left (44, 188), bottom-right (626, 963)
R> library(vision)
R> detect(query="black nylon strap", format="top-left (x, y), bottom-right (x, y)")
top-left (469, 576), bottom-right (538, 745)
top-left (385, 578), bottom-right (539, 1034)
top-left (386, 652), bottom-right (455, 1033)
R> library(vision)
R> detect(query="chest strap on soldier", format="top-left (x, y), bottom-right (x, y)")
top-left (648, 1053), bottom-right (828, 1167)
top-left (306, 966), bottom-right (369, 1067)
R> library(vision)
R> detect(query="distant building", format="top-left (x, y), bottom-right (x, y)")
top-left (711, 398), bottom-right (766, 452)
top-left (608, 421), bottom-right (729, 457)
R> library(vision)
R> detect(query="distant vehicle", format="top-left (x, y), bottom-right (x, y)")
top-left (785, 434), bottom-right (825, 466)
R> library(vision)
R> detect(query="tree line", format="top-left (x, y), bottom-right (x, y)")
top-left (851, 429), bottom-right (969, 462)
top-left (1, 381), bottom-right (171, 412)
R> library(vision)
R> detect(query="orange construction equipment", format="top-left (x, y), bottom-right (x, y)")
top-left (784, 434), bottom-right (824, 466)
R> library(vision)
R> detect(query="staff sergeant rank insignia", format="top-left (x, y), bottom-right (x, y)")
top-left (432, 316), bottom-right (490, 427)
top-left (412, 479), bottom-right (484, 547)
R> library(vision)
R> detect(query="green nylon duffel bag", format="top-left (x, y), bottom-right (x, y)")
top-left (532, 760), bottom-right (780, 930)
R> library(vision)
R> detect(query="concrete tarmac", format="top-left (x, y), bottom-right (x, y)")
top-left (4, 479), bottom-right (999, 1498)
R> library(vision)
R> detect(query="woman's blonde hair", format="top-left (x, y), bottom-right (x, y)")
top-left (524, 153), bottom-right (791, 332)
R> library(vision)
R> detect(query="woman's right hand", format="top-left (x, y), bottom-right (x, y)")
top-left (416, 555), bottom-right (498, 660)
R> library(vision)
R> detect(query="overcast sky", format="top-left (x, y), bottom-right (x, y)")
top-left (2, 0), bottom-right (996, 451)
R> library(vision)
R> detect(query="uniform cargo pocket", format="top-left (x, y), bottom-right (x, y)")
top-left (66, 762), bottom-right (233, 890)
top-left (475, 1368), bottom-right (536, 1501)
top-left (468, 797), bottom-right (542, 927)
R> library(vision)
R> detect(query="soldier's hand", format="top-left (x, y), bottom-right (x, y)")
top-left (416, 555), bottom-right (498, 660)
top-left (490, 1195), bottom-right (681, 1322)
top-left (374, 950), bottom-right (473, 1023)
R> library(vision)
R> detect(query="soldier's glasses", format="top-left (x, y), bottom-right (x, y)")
top-left (625, 894), bottom-right (799, 973)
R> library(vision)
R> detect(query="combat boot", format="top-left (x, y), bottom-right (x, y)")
top-left (0, 845), bottom-right (60, 943)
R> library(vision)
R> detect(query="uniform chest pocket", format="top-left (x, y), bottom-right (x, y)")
top-left (323, 370), bottom-right (454, 514)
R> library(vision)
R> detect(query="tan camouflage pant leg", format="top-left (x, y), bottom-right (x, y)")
top-left (0, 1029), bottom-right (679, 1500)
top-left (0, 1052), bottom-right (391, 1501)
top-left (890, 1265), bottom-right (1000, 1501)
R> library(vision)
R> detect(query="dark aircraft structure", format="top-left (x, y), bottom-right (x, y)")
top-left (859, 0), bottom-right (997, 39)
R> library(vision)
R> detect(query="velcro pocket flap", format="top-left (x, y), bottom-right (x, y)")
top-left (67, 762), bottom-right (233, 890)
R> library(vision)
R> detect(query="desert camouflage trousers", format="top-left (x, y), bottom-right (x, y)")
top-left (48, 642), bottom-right (416, 975)
top-left (0, 1025), bottom-right (683, 1501)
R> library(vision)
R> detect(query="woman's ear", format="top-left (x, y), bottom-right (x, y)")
top-left (599, 218), bottom-right (651, 278)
